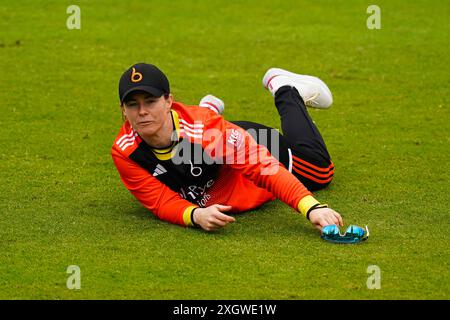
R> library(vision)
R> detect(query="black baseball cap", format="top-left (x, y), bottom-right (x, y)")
top-left (119, 63), bottom-right (170, 104)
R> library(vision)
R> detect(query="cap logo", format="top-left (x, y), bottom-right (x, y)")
top-left (131, 67), bottom-right (143, 83)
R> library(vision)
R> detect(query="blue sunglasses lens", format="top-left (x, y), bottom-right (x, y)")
top-left (345, 225), bottom-right (365, 237)
top-left (322, 224), bottom-right (340, 236)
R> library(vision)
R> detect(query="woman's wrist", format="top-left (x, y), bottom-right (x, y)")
top-left (191, 208), bottom-right (200, 227)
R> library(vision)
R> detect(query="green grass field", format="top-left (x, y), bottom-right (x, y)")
top-left (0, 0), bottom-right (448, 299)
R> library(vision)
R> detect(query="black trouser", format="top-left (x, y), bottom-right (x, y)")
top-left (232, 86), bottom-right (334, 191)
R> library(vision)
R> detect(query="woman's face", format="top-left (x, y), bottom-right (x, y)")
top-left (122, 91), bottom-right (173, 138)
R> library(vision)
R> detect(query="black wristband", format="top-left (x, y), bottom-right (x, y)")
top-left (191, 208), bottom-right (199, 228)
top-left (306, 204), bottom-right (328, 221)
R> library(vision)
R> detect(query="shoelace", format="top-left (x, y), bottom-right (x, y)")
top-left (304, 92), bottom-right (320, 107)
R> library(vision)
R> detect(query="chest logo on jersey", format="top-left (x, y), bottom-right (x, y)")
top-left (188, 160), bottom-right (202, 177)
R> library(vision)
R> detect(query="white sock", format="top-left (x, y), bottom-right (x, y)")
top-left (199, 94), bottom-right (224, 114)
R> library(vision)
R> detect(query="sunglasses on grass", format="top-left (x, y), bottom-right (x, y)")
top-left (321, 225), bottom-right (370, 244)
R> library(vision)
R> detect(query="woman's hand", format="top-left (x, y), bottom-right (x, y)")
top-left (192, 204), bottom-right (236, 231)
top-left (309, 207), bottom-right (344, 231)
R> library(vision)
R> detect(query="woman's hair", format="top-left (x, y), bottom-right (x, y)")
top-left (121, 105), bottom-right (126, 122)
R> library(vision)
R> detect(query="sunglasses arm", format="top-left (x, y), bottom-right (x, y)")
top-left (363, 225), bottom-right (370, 240)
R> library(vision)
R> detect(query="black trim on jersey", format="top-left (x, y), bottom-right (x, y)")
top-left (150, 140), bottom-right (177, 154)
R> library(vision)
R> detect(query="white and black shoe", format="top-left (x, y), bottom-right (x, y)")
top-left (262, 68), bottom-right (333, 109)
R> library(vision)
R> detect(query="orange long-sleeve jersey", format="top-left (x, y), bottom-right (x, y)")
top-left (111, 101), bottom-right (319, 227)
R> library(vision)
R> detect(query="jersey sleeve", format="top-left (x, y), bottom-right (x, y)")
top-left (202, 113), bottom-right (319, 216)
top-left (111, 146), bottom-right (198, 227)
